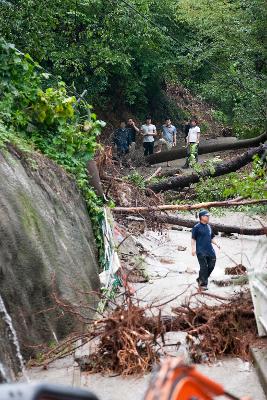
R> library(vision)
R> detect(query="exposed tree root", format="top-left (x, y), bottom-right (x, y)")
top-left (33, 286), bottom-right (257, 374)
top-left (171, 290), bottom-right (256, 363)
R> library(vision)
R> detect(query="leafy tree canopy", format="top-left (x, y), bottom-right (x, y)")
top-left (0, 0), bottom-right (266, 135)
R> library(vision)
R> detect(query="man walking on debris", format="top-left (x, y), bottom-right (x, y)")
top-left (157, 117), bottom-right (177, 167)
top-left (127, 118), bottom-right (139, 154)
top-left (141, 116), bottom-right (157, 156)
top-left (183, 117), bottom-right (200, 168)
top-left (113, 120), bottom-right (132, 168)
top-left (191, 210), bottom-right (220, 290)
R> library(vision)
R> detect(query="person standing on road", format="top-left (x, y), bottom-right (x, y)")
top-left (113, 120), bottom-right (132, 168)
top-left (183, 117), bottom-right (200, 168)
top-left (141, 116), bottom-right (157, 156)
top-left (191, 210), bottom-right (220, 290)
top-left (127, 118), bottom-right (140, 153)
top-left (157, 117), bottom-right (177, 167)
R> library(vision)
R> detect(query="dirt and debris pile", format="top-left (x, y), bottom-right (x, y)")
top-left (211, 279), bottom-right (232, 287)
top-left (225, 264), bottom-right (247, 275)
top-left (95, 145), bottom-right (164, 211)
top-left (172, 290), bottom-right (256, 363)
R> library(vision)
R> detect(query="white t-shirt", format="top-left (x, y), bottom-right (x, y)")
top-left (188, 126), bottom-right (200, 143)
top-left (141, 124), bottom-right (156, 142)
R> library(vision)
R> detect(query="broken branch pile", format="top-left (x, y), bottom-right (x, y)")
top-left (76, 299), bottom-right (163, 375)
top-left (39, 289), bottom-right (257, 375)
top-left (225, 264), bottom-right (247, 275)
top-left (171, 290), bottom-right (256, 362)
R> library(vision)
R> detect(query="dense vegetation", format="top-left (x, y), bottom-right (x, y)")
top-left (0, 39), bottom-right (106, 264)
top-left (0, 0), bottom-right (266, 135)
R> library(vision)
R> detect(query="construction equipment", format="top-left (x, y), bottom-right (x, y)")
top-left (144, 358), bottom-right (242, 400)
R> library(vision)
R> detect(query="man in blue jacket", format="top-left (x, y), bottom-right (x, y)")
top-left (191, 210), bottom-right (220, 290)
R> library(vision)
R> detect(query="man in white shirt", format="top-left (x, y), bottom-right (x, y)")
top-left (141, 116), bottom-right (157, 156)
top-left (183, 118), bottom-right (200, 168)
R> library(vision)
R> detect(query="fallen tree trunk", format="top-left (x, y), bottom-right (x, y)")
top-left (153, 215), bottom-right (267, 236)
top-left (159, 168), bottom-right (182, 178)
top-left (125, 214), bottom-right (266, 236)
top-left (149, 145), bottom-right (266, 193)
top-left (113, 198), bottom-right (267, 213)
top-left (147, 132), bottom-right (267, 164)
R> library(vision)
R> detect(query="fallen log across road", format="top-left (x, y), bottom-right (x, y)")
top-left (113, 198), bottom-right (267, 213)
top-left (148, 144), bottom-right (266, 193)
top-left (147, 131), bottom-right (267, 164)
top-left (124, 214), bottom-right (266, 235)
top-left (153, 214), bottom-right (267, 236)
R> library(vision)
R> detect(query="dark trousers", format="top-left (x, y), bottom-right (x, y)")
top-left (117, 146), bottom-right (129, 157)
top-left (197, 254), bottom-right (216, 286)
top-left (143, 142), bottom-right (154, 156)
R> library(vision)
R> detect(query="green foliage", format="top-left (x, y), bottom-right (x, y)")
top-left (0, 0), bottom-right (173, 114)
top-left (211, 110), bottom-right (228, 125)
top-left (126, 171), bottom-right (146, 189)
top-left (173, 0), bottom-right (266, 134)
top-left (0, 38), bottom-right (106, 265)
top-left (33, 86), bottom-right (76, 125)
top-left (0, 1), bottom-right (266, 132)
top-left (195, 155), bottom-right (267, 202)
top-left (223, 155), bottom-right (267, 199)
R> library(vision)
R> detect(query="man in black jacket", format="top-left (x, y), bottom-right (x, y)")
top-left (113, 120), bottom-right (132, 167)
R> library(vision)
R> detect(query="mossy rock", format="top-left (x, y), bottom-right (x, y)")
top-left (0, 147), bottom-right (100, 375)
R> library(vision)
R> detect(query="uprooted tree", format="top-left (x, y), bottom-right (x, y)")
top-left (148, 145), bottom-right (266, 193)
top-left (30, 286), bottom-right (257, 374)
top-left (147, 132), bottom-right (267, 165)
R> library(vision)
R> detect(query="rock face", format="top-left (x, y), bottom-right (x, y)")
top-left (0, 146), bottom-right (100, 380)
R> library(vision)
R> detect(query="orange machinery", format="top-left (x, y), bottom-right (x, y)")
top-left (144, 358), bottom-right (241, 400)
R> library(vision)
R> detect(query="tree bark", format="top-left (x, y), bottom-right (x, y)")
top-left (153, 215), bottom-right (267, 236)
top-left (148, 145), bottom-right (266, 193)
top-left (147, 132), bottom-right (267, 164)
top-left (124, 214), bottom-right (266, 236)
top-left (113, 198), bottom-right (267, 213)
